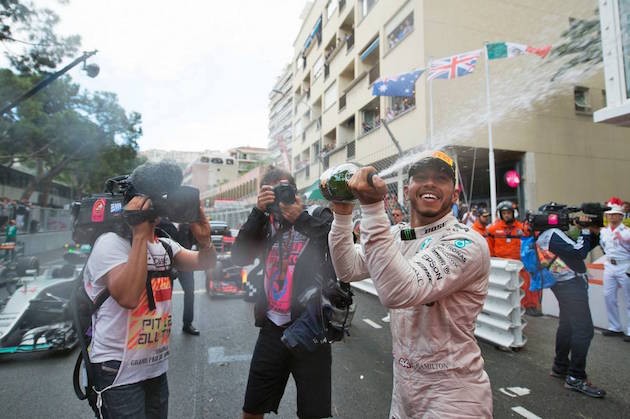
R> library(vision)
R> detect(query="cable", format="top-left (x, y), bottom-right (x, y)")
top-left (1, 35), bottom-right (63, 48)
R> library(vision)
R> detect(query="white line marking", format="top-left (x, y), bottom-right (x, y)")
top-left (172, 289), bottom-right (206, 295)
top-left (511, 406), bottom-right (542, 419)
top-left (499, 387), bottom-right (531, 397)
top-left (207, 347), bottom-right (252, 364)
top-left (362, 318), bottom-right (382, 329)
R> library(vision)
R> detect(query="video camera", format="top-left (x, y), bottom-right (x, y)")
top-left (71, 161), bottom-right (201, 245)
top-left (526, 202), bottom-right (610, 232)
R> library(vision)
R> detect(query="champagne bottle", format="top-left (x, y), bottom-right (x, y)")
top-left (319, 162), bottom-right (361, 202)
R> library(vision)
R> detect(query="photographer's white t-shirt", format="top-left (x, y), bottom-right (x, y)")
top-left (84, 233), bottom-right (181, 365)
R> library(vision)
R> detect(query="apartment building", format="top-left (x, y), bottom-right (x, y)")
top-left (291, 0), bottom-right (630, 212)
top-left (182, 153), bottom-right (238, 194)
top-left (228, 146), bottom-right (270, 176)
top-left (268, 64), bottom-right (294, 170)
top-left (594, 0), bottom-right (630, 125)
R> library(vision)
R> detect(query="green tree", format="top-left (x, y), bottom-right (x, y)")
top-left (0, 70), bottom-right (142, 202)
top-left (550, 10), bottom-right (602, 80)
top-left (0, 0), bottom-right (80, 73)
top-left (0, 1), bottom-right (144, 203)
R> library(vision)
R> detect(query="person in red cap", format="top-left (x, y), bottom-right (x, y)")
top-left (600, 201), bottom-right (630, 341)
top-left (329, 149), bottom-right (492, 418)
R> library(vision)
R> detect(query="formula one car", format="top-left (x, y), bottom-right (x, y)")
top-left (0, 253), bottom-right (81, 355)
top-left (205, 253), bottom-right (248, 298)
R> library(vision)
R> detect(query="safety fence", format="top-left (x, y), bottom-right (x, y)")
top-left (475, 258), bottom-right (527, 350)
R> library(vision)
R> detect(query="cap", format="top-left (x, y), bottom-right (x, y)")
top-left (605, 203), bottom-right (624, 215)
top-left (408, 150), bottom-right (456, 183)
top-left (479, 209), bottom-right (490, 216)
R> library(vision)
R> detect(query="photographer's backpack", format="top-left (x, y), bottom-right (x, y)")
top-left (70, 238), bottom-right (175, 417)
top-left (69, 267), bottom-right (109, 417)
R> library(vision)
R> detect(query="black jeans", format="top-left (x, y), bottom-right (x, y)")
top-left (550, 277), bottom-right (594, 379)
top-left (178, 270), bottom-right (195, 325)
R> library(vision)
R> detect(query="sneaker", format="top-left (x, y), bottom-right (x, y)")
top-left (525, 308), bottom-right (543, 317)
top-left (601, 330), bottom-right (624, 337)
top-left (564, 376), bottom-right (606, 398)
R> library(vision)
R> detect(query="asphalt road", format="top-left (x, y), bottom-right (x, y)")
top-left (1, 266), bottom-right (629, 418)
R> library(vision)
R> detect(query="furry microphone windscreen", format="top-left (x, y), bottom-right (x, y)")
top-left (128, 160), bottom-right (183, 197)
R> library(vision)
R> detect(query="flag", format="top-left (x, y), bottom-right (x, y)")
top-left (372, 69), bottom-right (424, 97)
top-left (427, 51), bottom-right (481, 80)
top-left (486, 42), bottom-right (552, 60)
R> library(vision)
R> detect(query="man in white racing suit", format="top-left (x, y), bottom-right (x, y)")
top-left (328, 150), bottom-right (492, 418)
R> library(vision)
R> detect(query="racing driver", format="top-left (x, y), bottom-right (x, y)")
top-left (328, 150), bottom-right (492, 418)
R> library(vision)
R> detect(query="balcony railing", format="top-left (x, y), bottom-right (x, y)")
top-left (346, 141), bottom-right (355, 159)
top-left (339, 93), bottom-right (347, 111)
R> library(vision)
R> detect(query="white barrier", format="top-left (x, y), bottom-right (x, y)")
top-left (475, 258), bottom-right (527, 349)
top-left (542, 260), bottom-right (629, 331)
top-left (351, 257), bottom-right (528, 349)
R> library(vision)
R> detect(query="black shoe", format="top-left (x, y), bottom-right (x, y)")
top-left (564, 376), bottom-right (606, 398)
top-left (550, 368), bottom-right (567, 379)
top-left (525, 308), bottom-right (543, 317)
top-left (601, 330), bottom-right (624, 337)
top-left (183, 324), bottom-right (200, 336)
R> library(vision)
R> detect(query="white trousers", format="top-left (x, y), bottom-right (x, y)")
top-left (603, 262), bottom-right (630, 334)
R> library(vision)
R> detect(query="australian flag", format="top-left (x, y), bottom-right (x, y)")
top-left (427, 50), bottom-right (481, 80)
top-left (372, 69), bottom-right (424, 97)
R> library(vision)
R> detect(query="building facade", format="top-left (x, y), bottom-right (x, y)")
top-left (228, 146), bottom-right (270, 176)
top-left (291, 0), bottom-right (630, 213)
top-left (594, 0), bottom-right (630, 125)
top-left (268, 64), bottom-right (294, 171)
top-left (182, 153), bottom-right (238, 194)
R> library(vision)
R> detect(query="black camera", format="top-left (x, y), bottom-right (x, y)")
top-left (526, 202), bottom-right (610, 232)
top-left (71, 172), bottom-right (200, 245)
top-left (267, 183), bottom-right (297, 214)
top-left (280, 279), bottom-right (353, 354)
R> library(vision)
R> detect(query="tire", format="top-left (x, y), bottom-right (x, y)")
top-left (15, 256), bottom-right (39, 276)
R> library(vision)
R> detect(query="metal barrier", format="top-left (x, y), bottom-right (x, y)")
top-left (2, 206), bottom-right (72, 234)
top-left (206, 207), bottom-right (253, 229)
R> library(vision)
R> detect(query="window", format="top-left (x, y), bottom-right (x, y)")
top-left (313, 55), bottom-right (324, 81)
top-left (360, 0), bottom-right (377, 18)
top-left (210, 157), bottom-right (224, 164)
top-left (361, 109), bottom-right (381, 134)
top-left (386, 10), bottom-right (414, 51)
top-left (200, 156), bottom-right (210, 163)
top-left (326, 0), bottom-right (337, 19)
top-left (324, 81), bottom-right (337, 110)
top-left (347, 141), bottom-right (355, 159)
top-left (386, 96), bottom-right (416, 120)
top-left (226, 159), bottom-right (234, 165)
top-left (574, 86), bottom-right (592, 114)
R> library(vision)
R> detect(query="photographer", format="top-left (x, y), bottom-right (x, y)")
top-left (84, 161), bottom-right (216, 418)
top-left (329, 151), bottom-right (492, 418)
top-left (531, 210), bottom-right (605, 398)
top-left (231, 167), bottom-right (336, 419)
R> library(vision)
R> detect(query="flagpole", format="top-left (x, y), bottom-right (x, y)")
top-left (483, 43), bottom-right (498, 223)
top-left (428, 76), bottom-right (434, 148)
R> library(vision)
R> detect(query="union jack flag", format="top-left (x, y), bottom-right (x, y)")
top-left (427, 50), bottom-right (481, 80)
